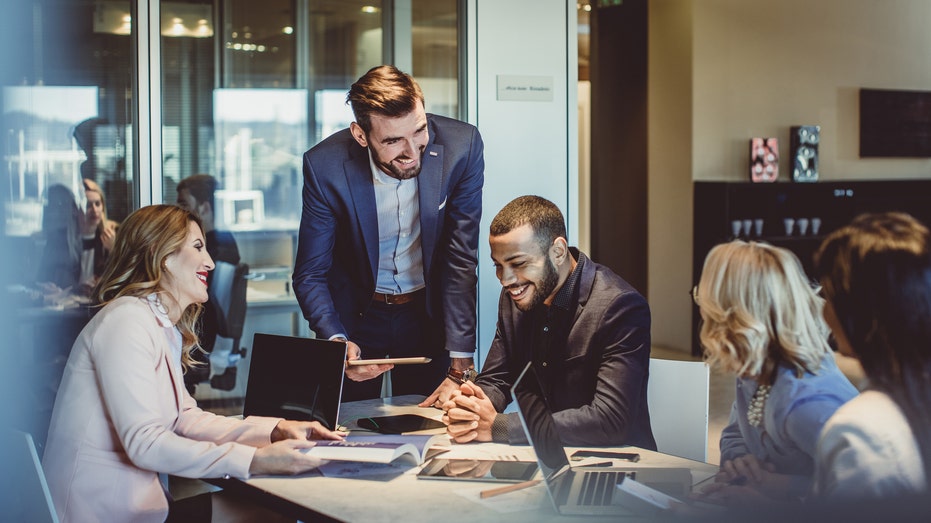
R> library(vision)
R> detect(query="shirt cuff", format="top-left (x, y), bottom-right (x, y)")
top-left (448, 351), bottom-right (475, 359)
top-left (329, 334), bottom-right (348, 341)
top-left (491, 414), bottom-right (510, 443)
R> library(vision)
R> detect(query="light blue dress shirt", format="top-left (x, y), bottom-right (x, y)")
top-left (369, 151), bottom-right (426, 295)
top-left (358, 153), bottom-right (471, 359)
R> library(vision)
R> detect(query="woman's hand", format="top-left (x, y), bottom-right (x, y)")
top-left (248, 439), bottom-right (321, 476)
top-left (271, 420), bottom-right (345, 442)
top-left (100, 221), bottom-right (117, 252)
top-left (703, 455), bottom-right (794, 506)
top-left (716, 454), bottom-right (773, 484)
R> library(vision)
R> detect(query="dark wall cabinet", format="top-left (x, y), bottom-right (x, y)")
top-left (691, 179), bottom-right (931, 355)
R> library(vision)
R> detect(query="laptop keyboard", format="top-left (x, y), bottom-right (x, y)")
top-left (577, 471), bottom-right (622, 506)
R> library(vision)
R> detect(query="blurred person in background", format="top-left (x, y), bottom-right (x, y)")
top-left (176, 174), bottom-right (241, 393)
top-left (79, 178), bottom-right (118, 293)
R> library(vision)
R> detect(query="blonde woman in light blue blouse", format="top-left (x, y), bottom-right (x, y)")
top-left (693, 240), bottom-right (857, 506)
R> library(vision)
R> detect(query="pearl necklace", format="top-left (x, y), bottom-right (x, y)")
top-left (747, 384), bottom-right (772, 427)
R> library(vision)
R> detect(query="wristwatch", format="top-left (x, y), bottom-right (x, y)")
top-left (446, 366), bottom-right (478, 384)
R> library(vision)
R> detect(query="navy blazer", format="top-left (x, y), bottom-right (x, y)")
top-left (292, 114), bottom-right (484, 354)
top-left (476, 250), bottom-right (657, 449)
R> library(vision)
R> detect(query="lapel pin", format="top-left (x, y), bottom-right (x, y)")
top-left (429, 151), bottom-right (438, 157)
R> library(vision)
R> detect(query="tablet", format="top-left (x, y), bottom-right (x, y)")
top-left (347, 357), bottom-right (432, 366)
top-left (357, 414), bottom-right (446, 434)
top-left (417, 459), bottom-right (539, 483)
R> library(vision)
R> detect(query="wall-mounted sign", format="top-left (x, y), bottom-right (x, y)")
top-left (496, 75), bottom-right (554, 102)
top-left (860, 88), bottom-right (931, 158)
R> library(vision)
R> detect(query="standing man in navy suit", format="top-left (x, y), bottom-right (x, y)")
top-left (293, 65), bottom-right (484, 402)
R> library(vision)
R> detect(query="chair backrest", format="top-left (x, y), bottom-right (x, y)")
top-left (209, 261), bottom-right (249, 340)
top-left (0, 430), bottom-right (59, 522)
top-left (647, 358), bottom-right (709, 462)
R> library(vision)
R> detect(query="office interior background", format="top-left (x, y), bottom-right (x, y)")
top-left (2, 0), bottom-right (931, 453)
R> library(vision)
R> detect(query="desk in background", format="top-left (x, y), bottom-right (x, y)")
top-left (214, 395), bottom-right (718, 522)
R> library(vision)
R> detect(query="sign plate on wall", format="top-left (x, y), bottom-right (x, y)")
top-left (496, 75), bottom-right (554, 102)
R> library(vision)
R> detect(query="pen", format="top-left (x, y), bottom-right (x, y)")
top-left (479, 479), bottom-right (542, 499)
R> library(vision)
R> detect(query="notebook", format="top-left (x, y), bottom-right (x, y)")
top-left (243, 333), bottom-right (347, 430)
top-left (511, 362), bottom-right (691, 516)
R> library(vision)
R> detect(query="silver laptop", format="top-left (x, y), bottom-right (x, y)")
top-left (243, 334), bottom-right (347, 430)
top-left (511, 362), bottom-right (691, 516)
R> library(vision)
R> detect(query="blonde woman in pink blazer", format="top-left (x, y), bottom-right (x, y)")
top-left (42, 205), bottom-right (343, 522)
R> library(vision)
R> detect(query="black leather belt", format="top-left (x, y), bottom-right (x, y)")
top-left (372, 290), bottom-right (422, 305)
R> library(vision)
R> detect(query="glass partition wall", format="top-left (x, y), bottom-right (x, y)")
top-left (2, 0), bottom-right (461, 422)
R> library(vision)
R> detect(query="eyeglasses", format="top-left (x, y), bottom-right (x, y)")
top-left (690, 285), bottom-right (699, 306)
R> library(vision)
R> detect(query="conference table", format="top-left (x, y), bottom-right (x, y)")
top-left (212, 395), bottom-right (719, 522)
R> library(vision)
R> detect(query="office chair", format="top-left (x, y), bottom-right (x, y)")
top-left (0, 429), bottom-right (59, 522)
top-left (647, 358), bottom-right (710, 462)
top-left (208, 261), bottom-right (249, 391)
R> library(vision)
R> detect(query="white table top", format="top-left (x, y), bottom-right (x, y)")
top-left (219, 395), bottom-right (719, 522)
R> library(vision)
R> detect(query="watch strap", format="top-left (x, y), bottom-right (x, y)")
top-left (447, 366), bottom-right (476, 384)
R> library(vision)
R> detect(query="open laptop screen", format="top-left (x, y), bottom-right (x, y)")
top-left (511, 362), bottom-right (572, 475)
top-left (243, 333), bottom-right (347, 430)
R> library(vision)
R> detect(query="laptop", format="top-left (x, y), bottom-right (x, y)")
top-left (243, 333), bottom-right (347, 430)
top-left (511, 362), bottom-right (691, 516)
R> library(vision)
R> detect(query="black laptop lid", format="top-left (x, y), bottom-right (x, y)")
top-left (243, 333), bottom-right (347, 430)
top-left (511, 362), bottom-right (572, 477)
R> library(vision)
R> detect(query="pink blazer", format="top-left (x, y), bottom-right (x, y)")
top-left (42, 296), bottom-right (281, 523)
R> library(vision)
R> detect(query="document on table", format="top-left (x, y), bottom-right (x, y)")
top-left (317, 459), bottom-right (418, 478)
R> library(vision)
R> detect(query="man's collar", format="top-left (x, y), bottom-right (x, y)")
top-left (552, 249), bottom-right (584, 310)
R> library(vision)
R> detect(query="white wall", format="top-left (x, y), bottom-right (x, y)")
top-left (649, 0), bottom-right (931, 353)
top-left (468, 0), bottom-right (578, 367)
top-left (692, 0), bottom-right (931, 182)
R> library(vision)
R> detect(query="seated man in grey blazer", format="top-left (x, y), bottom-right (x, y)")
top-left (438, 195), bottom-right (656, 448)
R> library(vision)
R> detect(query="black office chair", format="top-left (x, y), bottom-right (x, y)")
top-left (208, 261), bottom-right (249, 391)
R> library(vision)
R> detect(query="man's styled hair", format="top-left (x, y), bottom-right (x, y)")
top-left (490, 195), bottom-right (568, 254)
top-left (177, 174), bottom-right (219, 213)
top-left (696, 240), bottom-right (832, 383)
top-left (347, 65), bottom-right (425, 134)
top-left (815, 212), bottom-right (931, 481)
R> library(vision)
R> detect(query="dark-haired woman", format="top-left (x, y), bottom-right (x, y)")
top-left (813, 211), bottom-right (931, 498)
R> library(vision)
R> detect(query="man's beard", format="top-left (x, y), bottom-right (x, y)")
top-left (375, 150), bottom-right (424, 180)
top-left (515, 258), bottom-right (560, 312)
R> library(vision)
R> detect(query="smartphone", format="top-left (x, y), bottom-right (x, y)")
top-left (569, 450), bottom-right (641, 462)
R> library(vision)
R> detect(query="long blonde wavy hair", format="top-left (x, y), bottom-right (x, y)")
top-left (94, 204), bottom-right (205, 370)
top-left (696, 240), bottom-right (832, 383)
